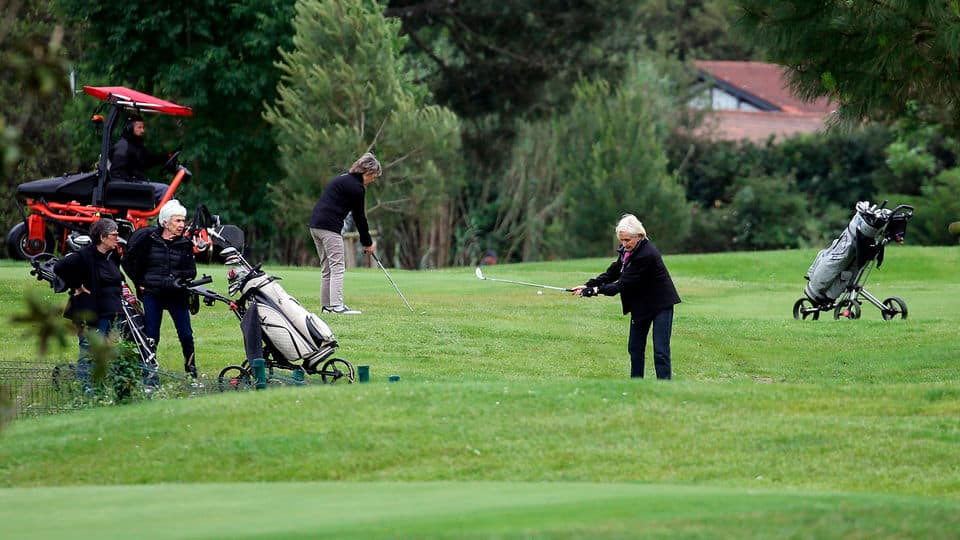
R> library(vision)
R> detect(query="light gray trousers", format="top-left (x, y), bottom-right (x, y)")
top-left (310, 228), bottom-right (346, 308)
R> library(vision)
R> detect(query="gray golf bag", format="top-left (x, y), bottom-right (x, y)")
top-left (794, 201), bottom-right (913, 320)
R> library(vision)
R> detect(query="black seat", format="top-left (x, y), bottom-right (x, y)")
top-left (16, 171), bottom-right (99, 204)
top-left (103, 181), bottom-right (156, 210)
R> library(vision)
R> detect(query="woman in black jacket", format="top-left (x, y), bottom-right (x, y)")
top-left (573, 214), bottom-right (681, 379)
top-left (54, 218), bottom-right (124, 382)
top-left (307, 152), bottom-right (381, 315)
top-left (122, 199), bottom-right (199, 379)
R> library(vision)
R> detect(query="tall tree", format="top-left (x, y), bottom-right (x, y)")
top-left (0, 0), bottom-right (72, 238)
top-left (265, 0), bottom-right (462, 268)
top-left (737, 0), bottom-right (960, 129)
top-left (55, 0), bottom-right (296, 253)
top-left (556, 60), bottom-right (691, 256)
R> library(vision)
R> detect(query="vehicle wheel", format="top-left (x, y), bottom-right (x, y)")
top-left (319, 357), bottom-right (355, 384)
top-left (6, 222), bottom-right (54, 260)
top-left (217, 365), bottom-right (252, 392)
top-left (881, 297), bottom-right (908, 320)
top-left (792, 298), bottom-right (820, 320)
top-left (833, 299), bottom-right (861, 320)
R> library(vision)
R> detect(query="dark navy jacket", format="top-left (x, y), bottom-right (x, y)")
top-left (54, 245), bottom-right (124, 322)
top-left (585, 239), bottom-right (681, 320)
top-left (308, 172), bottom-right (372, 246)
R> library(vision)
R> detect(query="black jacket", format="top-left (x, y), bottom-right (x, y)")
top-left (308, 172), bottom-right (372, 246)
top-left (585, 239), bottom-right (681, 320)
top-left (110, 133), bottom-right (167, 181)
top-left (54, 245), bottom-right (124, 323)
top-left (122, 226), bottom-right (196, 300)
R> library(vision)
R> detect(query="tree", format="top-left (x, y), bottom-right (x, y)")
top-left (0, 0), bottom-right (72, 238)
top-left (264, 0), bottom-right (462, 268)
top-left (737, 0), bottom-right (960, 130)
top-left (55, 0), bottom-right (297, 252)
top-left (555, 60), bottom-right (691, 257)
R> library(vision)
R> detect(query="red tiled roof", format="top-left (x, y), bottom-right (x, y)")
top-left (695, 110), bottom-right (827, 143)
top-left (694, 60), bottom-right (834, 114)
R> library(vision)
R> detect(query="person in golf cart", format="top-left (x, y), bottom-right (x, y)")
top-left (109, 114), bottom-right (172, 203)
top-left (308, 152), bottom-right (381, 315)
top-left (572, 214), bottom-right (681, 380)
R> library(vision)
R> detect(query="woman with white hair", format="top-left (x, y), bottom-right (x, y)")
top-left (122, 199), bottom-right (199, 379)
top-left (572, 214), bottom-right (681, 379)
top-left (308, 152), bottom-right (381, 315)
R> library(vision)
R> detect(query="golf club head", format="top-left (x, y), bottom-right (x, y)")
top-left (475, 267), bottom-right (485, 280)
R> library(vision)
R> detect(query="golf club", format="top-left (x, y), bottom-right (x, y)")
top-left (371, 252), bottom-right (416, 313)
top-left (474, 266), bottom-right (573, 291)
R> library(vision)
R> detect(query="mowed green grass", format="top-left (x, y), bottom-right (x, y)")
top-left (1, 245), bottom-right (959, 538)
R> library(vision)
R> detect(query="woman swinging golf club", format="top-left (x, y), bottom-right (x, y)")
top-left (308, 152), bottom-right (381, 315)
top-left (572, 214), bottom-right (681, 379)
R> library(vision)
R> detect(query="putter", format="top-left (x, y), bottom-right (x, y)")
top-left (474, 266), bottom-right (573, 291)
top-left (371, 252), bottom-right (415, 312)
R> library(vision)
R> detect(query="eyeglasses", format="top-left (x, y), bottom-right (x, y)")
top-left (106, 232), bottom-right (119, 237)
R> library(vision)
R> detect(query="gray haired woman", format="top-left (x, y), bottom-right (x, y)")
top-left (308, 152), bottom-right (381, 315)
top-left (572, 214), bottom-right (681, 379)
top-left (54, 218), bottom-right (125, 382)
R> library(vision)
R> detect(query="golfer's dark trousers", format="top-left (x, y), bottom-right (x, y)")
top-left (628, 306), bottom-right (673, 379)
top-left (143, 293), bottom-right (196, 375)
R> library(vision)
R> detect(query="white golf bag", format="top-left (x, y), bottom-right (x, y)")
top-left (231, 268), bottom-right (338, 373)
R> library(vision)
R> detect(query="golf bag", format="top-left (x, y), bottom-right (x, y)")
top-left (794, 200), bottom-right (913, 320)
top-left (234, 270), bottom-right (338, 373)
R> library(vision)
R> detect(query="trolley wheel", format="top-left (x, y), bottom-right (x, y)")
top-left (319, 357), bottom-right (355, 384)
top-left (833, 299), bottom-right (861, 320)
top-left (792, 298), bottom-right (820, 320)
top-left (881, 297), bottom-right (908, 320)
top-left (217, 365), bottom-right (253, 392)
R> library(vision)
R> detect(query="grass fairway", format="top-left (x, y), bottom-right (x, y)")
top-left (1, 245), bottom-right (959, 538)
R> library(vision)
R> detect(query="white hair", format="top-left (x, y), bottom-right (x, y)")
top-left (616, 213), bottom-right (647, 239)
top-left (158, 199), bottom-right (188, 226)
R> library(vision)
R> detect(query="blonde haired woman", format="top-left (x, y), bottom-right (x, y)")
top-left (572, 214), bottom-right (681, 379)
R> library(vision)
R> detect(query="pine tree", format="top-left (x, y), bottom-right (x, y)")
top-left (265, 0), bottom-right (462, 267)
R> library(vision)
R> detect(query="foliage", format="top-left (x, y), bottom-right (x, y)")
top-left (736, 0), bottom-right (960, 133)
top-left (891, 169), bottom-right (960, 246)
top-left (553, 61), bottom-right (691, 257)
top-left (727, 173), bottom-right (811, 250)
top-left (635, 0), bottom-right (759, 60)
top-left (55, 0), bottom-right (297, 254)
top-left (265, 0), bottom-right (463, 268)
top-left (0, 0), bottom-right (72, 241)
top-left (666, 125), bottom-right (909, 251)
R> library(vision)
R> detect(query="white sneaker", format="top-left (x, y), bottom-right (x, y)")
top-left (322, 305), bottom-right (361, 315)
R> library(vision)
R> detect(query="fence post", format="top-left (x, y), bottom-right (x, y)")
top-left (252, 358), bottom-right (267, 390)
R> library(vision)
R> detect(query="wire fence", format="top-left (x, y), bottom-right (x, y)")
top-left (0, 359), bottom-right (223, 420)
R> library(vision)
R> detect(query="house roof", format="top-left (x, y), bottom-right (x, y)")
top-left (694, 60), bottom-right (834, 114)
top-left (695, 110), bottom-right (829, 144)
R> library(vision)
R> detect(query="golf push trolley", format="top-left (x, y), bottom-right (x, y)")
top-left (793, 200), bottom-right (914, 321)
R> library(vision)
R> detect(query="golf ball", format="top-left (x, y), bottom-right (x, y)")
top-left (537, 290), bottom-right (543, 295)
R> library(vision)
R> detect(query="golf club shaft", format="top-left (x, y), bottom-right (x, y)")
top-left (371, 253), bottom-right (415, 312)
top-left (475, 267), bottom-right (571, 291)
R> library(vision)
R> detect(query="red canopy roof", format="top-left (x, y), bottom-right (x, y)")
top-left (83, 86), bottom-right (193, 117)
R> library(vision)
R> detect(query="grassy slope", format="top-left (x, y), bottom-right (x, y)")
top-left (1, 246), bottom-right (958, 538)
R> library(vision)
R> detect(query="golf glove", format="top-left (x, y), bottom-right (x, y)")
top-left (580, 286), bottom-right (599, 297)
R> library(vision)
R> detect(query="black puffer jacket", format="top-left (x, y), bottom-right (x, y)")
top-left (54, 245), bottom-right (124, 323)
top-left (122, 226), bottom-right (196, 300)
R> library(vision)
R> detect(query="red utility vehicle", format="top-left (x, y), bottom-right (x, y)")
top-left (7, 86), bottom-right (231, 259)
